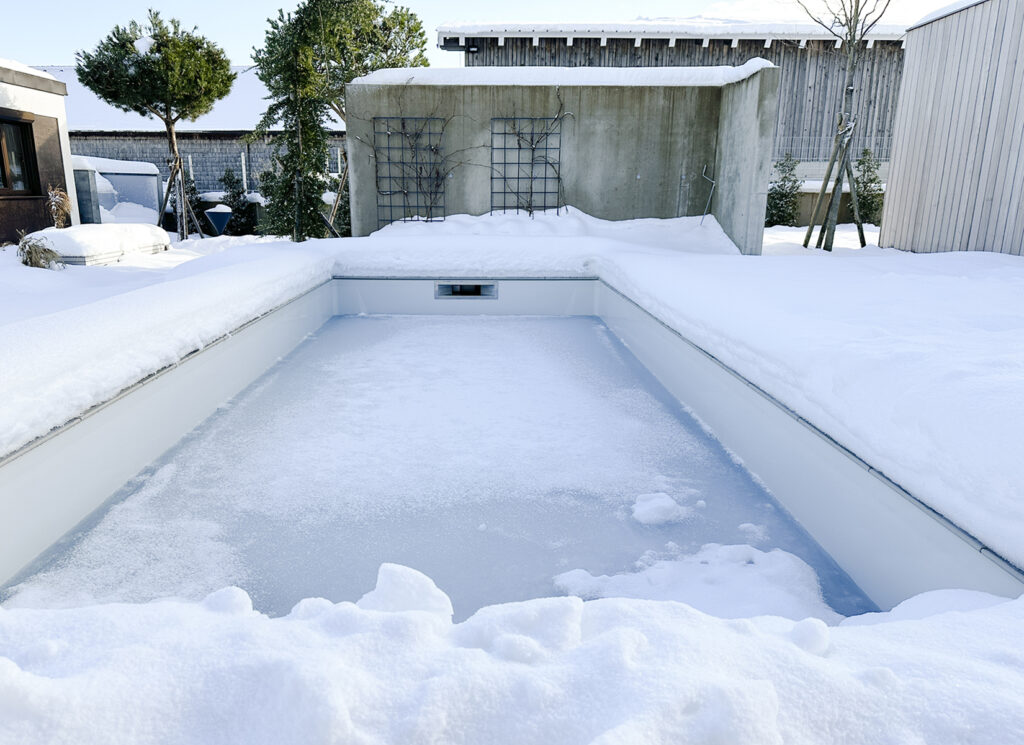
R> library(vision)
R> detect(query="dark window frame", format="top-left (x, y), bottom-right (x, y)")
top-left (0, 107), bottom-right (40, 197)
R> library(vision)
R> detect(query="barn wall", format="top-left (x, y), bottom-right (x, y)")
top-left (879, 0), bottom-right (1024, 254)
top-left (459, 37), bottom-right (903, 162)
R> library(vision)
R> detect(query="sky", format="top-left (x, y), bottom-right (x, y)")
top-left (5, 0), bottom-right (954, 69)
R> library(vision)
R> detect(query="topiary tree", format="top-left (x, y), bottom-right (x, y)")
top-left (765, 153), bottom-right (802, 227)
top-left (76, 11), bottom-right (235, 240)
top-left (854, 148), bottom-right (885, 226)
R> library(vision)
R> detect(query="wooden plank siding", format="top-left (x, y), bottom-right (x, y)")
top-left (462, 37), bottom-right (904, 162)
top-left (880, 0), bottom-right (1024, 254)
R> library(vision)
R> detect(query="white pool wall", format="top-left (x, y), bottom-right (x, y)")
top-left (2, 276), bottom-right (1021, 609)
top-left (0, 281), bottom-right (335, 584)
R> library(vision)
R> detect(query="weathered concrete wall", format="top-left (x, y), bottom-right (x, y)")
top-left (713, 68), bottom-right (780, 255)
top-left (347, 70), bottom-right (777, 254)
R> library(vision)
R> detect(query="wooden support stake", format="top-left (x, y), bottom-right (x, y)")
top-left (844, 158), bottom-right (867, 247)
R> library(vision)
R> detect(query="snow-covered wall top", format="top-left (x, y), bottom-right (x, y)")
top-left (71, 154), bottom-right (159, 176)
top-left (35, 66), bottom-right (344, 133)
top-left (0, 58), bottom-right (57, 82)
top-left (436, 16), bottom-right (907, 43)
top-left (907, 0), bottom-right (990, 30)
top-left (351, 59), bottom-right (774, 88)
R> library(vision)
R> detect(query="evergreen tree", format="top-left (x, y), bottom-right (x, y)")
top-left (219, 168), bottom-right (259, 236)
top-left (252, 0), bottom-right (428, 241)
top-left (854, 148), bottom-right (885, 226)
top-left (765, 153), bottom-right (802, 227)
top-left (76, 11), bottom-right (234, 239)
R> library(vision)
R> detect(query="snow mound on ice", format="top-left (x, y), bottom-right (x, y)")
top-left (631, 492), bottom-right (691, 525)
top-left (357, 563), bottom-right (454, 618)
top-left (555, 544), bottom-right (842, 623)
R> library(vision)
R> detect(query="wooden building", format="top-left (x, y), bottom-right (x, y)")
top-left (879, 0), bottom-right (1024, 255)
top-left (438, 19), bottom-right (906, 166)
top-left (0, 59), bottom-right (79, 244)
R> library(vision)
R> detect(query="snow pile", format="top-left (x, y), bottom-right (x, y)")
top-left (24, 224), bottom-right (169, 264)
top-left (352, 59), bottom-right (775, 88)
top-left (1, 567), bottom-right (1022, 744)
top-left (0, 58), bottom-right (57, 81)
top-left (555, 543), bottom-right (842, 622)
top-left (0, 241), bottom-right (334, 455)
top-left (631, 492), bottom-right (691, 524)
top-left (99, 202), bottom-right (161, 226)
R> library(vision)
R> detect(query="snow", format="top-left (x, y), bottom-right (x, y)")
top-left (22, 224), bottom-right (168, 263)
top-left (555, 543), bottom-right (842, 623)
top-left (910, 0), bottom-right (990, 30)
top-left (71, 154), bottom-right (159, 176)
top-left (132, 36), bottom-right (155, 56)
top-left (631, 492), bottom-right (691, 525)
top-left (2, 211), bottom-right (1024, 742)
top-left (36, 66), bottom-right (345, 132)
top-left (352, 59), bottom-right (775, 88)
top-left (0, 58), bottom-right (56, 81)
top-left (1, 574), bottom-right (1023, 744)
top-left (437, 17), bottom-right (907, 41)
top-left (205, 204), bottom-right (232, 213)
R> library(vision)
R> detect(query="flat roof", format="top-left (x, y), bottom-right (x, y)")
top-left (351, 59), bottom-right (775, 88)
top-left (437, 17), bottom-right (907, 46)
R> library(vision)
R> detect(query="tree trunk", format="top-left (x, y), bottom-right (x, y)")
top-left (166, 122), bottom-right (186, 241)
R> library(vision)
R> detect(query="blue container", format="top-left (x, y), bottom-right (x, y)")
top-left (204, 207), bottom-right (232, 236)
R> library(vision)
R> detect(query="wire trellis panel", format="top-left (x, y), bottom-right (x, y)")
top-left (490, 117), bottom-right (563, 214)
top-left (374, 117), bottom-right (446, 229)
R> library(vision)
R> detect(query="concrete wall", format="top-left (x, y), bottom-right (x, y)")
top-left (713, 69), bottom-right (779, 254)
top-left (880, 0), bottom-right (1024, 255)
top-left (346, 68), bottom-right (779, 254)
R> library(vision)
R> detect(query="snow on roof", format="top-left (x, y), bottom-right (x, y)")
top-left (436, 16), bottom-right (907, 44)
top-left (908, 0), bottom-right (990, 31)
top-left (0, 57), bottom-right (57, 82)
top-left (71, 154), bottom-right (160, 176)
top-left (35, 65), bottom-right (345, 133)
top-left (351, 59), bottom-right (775, 88)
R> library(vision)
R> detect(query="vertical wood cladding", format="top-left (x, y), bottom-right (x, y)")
top-left (462, 37), bottom-right (903, 161)
top-left (881, 0), bottom-right (1024, 254)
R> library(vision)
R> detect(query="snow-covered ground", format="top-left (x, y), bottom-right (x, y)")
top-left (2, 210), bottom-right (1024, 742)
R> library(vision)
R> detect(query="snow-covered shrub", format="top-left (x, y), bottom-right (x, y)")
top-left (855, 148), bottom-right (884, 226)
top-left (15, 231), bottom-right (64, 270)
top-left (765, 153), bottom-right (801, 227)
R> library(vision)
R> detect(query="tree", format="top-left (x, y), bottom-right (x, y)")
top-left (76, 11), bottom-right (235, 240)
top-left (796, 0), bottom-right (892, 250)
top-left (854, 148), bottom-right (884, 226)
top-left (220, 168), bottom-right (259, 235)
top-left (765, 154), bottom-right (802, 227)
top-left (252, 0), bottom-right (428, 240)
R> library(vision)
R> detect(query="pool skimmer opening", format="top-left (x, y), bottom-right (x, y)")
top-left (436, 282), bottom-right (498, 299)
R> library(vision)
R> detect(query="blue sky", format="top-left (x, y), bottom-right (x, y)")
top-left (6, 0), bottom-right (950, 68)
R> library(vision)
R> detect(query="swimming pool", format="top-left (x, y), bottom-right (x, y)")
top-left (2, 277), bottom-right (1020, 613)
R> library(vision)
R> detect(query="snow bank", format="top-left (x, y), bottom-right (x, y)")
top-left (0, 241), bottom-right (334, 455)
top-left (24, 224), bottom-right (169, 264)
top-left (0, 567), bottom-right (1021, 744)
top-left (0, 58), bottom-right (56, 81)
top-left (352, 59), bottom-right (775, 88)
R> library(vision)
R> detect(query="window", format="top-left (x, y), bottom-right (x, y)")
top-left (0, 118), bottom-right (37, 195)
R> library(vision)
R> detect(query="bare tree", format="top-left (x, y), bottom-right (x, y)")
top-left (796, 0), bottom-right (893, 250)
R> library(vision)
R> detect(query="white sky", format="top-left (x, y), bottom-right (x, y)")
top-left (7, 0), bottom-right (953, 68)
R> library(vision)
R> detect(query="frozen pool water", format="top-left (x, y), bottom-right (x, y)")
top-left (3, 316), bottom-right (874, 619)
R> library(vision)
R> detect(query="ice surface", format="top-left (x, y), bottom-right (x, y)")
top-left (3, 316), bottom-right (870, 620)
